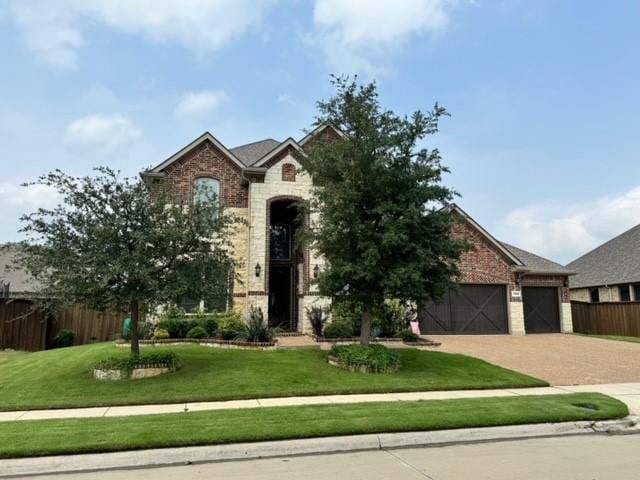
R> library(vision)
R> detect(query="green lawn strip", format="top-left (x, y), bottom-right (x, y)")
top-left (579, 334), bottom-right (640, 345)
top-left (0, 343), bottom-right (547, 411)
top-left (0, 393), bottom-right (627, 459)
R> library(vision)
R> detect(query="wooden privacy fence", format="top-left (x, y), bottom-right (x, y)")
top-left (0, 299), bottom-right (126, 351)
top-left (571, 301), bottom-right (640, 337)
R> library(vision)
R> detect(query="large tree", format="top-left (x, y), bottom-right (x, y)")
top-left (15, 168), bottom-right (236, 355)
top-left (300, 77), bottom-right (468, 345)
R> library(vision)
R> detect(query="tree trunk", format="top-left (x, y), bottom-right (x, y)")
top-left (360, 310), bottom-right (373, 346)
top-left (130, 299), bottom-right (140, 357)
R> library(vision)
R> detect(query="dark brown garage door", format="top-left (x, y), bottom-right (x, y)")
top-left (419, 284), bottom-right (509, 334)
top-left (523, 287), bottom-right (560, 333)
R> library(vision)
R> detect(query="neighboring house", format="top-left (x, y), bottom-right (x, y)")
top-left (567, 224), bottom-right (640, 303)
top-left (142, 129), bottom-right (574, 335)
top-left (0, 244), bottom-right (38, 299)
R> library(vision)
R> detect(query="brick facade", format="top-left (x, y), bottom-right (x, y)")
top-left (163, 140), bottom-right (248, 208)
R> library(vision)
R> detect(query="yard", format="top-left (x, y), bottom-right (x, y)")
top-left (0, 343), bottom-right (547, 411)
top-left (0, 393), bottom-right (627, 459)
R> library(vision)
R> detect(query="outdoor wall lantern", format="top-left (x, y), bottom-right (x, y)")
top-left (313, 264), bottom-right (320, 278)
top-left (255, 263), bottom-right (262, 277)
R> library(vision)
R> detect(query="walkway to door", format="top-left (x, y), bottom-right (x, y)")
top-left (428, 334), bottom-right (640, 386)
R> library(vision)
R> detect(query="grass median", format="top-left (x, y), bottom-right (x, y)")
top-left (0, 393), bottom-right (627, 459)
top-left (0, 343), bottom-right (547, 411)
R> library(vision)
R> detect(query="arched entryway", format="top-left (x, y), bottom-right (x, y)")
top-left (266, 197), bottom-right (305, 331)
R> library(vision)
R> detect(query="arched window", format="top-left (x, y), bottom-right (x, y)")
top-left (193, 178), bottom-right (220, 206)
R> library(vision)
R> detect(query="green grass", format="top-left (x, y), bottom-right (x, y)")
top-left (581, 334), bottom-right (640, 344)
top-left (0, 393), bottom-right (627, 459)
top-left (0, 343), bottom-right (547, 411)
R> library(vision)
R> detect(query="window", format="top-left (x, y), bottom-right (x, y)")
top-left (193, 178), bottom-right (220, 207)
top-left (589, 288), bottom-right (600, 303)
top-left (634, 284), bottom-right (640, 302)
top-left (619, 285), bottom-right (631, 302)
top-left (177, 297), bottom-right (199, 314)
top-left (270, 224), bottom-right (291, 260)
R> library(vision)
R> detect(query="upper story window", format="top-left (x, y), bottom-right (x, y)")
top-left (194, 178), bottom-right (220, 212)
top-left (589, 288), bottom-right (600, 303)
top-left (282, 163), bottom-right (296, 182)
top-left (619, 284), bottom-right (631, 302)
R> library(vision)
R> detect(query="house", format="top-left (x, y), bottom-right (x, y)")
top-left (0, 244), bottom-right (39, 299)
top-left (142, 129), bottom-right (574, 335)
top-left (567, 224), bottom-right (640, 303)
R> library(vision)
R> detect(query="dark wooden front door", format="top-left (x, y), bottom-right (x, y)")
top-left (419, 284), bottom-right (509, 334)
top-left (523, 287), bottom-right (560, 333)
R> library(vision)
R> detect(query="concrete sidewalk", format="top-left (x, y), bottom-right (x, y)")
top-left (2, 382), bottom-right (640, 422)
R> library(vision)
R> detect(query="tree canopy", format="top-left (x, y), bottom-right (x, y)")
top-left (15, 167), bottom-right (236, 354)
top-left (300, 76), bottom-right (468, 344)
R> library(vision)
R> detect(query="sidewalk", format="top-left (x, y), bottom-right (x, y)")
top-left (2, 383), bottom-right (640, 422)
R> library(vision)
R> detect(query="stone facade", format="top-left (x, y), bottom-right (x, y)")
top-left (571, 286), bottom-right (620, 303)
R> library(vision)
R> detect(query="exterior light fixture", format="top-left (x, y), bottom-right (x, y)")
top-left (255, 263), bottom-right (262, 277)
top-left (313, 264), bottom-right (320, 278)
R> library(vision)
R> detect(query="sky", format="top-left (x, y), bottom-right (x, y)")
top-left (0, 0), bottom-right (639, 264)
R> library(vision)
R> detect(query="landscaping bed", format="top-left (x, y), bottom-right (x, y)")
top-left (0, 393), bottom-right (627, 459)
top-left (115, 338), bottom-right (277, 350)
top-left (311, 334), bottom-right (440, 349)
top-left (0, 343), bottom-right (548, 411)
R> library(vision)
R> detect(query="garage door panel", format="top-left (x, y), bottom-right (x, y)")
top-left (523, 287), bottom-right (560, 333)
top-left (420, 285), bottom-right (508, 334)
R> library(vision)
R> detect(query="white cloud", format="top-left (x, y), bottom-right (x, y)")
top-left (64, 114), bottom-right (142, 156)
top-left (0, 183), bottom-right (61, 242)
top-left (310, 0), bottom-right (459, 74)
top-left (495, 186), bottom-right (640, 264)
top-left (174, 90), bottom-right (228, 118)
top-left (8, 0), bottom-right (275, 69)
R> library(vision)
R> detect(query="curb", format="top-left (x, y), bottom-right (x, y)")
top-left (1, 417), bottom-right (638, 478)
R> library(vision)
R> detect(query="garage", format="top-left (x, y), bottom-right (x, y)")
top-left (522, 287), bottom-right (561, 333)
top-left (419, 284), bottom-right (509, 334)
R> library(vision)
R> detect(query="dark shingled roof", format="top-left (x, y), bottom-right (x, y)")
top-left (230, 139), bottom-right (281, 166)
top-left (566, 224), bottom-right (640, 288)
top-left (0, 244), bottom-right (39, 296)
top-left (501, 242), bottom-right (573, 275)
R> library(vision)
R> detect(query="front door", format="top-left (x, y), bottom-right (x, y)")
top-left (268, 265), bottom-right (293, 329)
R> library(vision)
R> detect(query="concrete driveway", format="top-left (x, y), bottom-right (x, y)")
top-left (427, 334), bottom-right (640, 385)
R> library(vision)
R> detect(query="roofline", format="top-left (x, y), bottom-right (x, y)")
top-left (448, 204), bottom-right (525, 267)
top-left (251, 137), bottom-right (305, 167)
top-left (298, 123), bottom-right (347, 146)
top-left (143, 132), bottom-right (246, 174)
top-left (569, 279), bottom-right (640, 289)
top-left (566, 222), bottom-right (640, 268)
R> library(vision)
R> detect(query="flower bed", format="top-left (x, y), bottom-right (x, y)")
top-left (115, 338), bottom-right (277, 351)
top-left (93, 351), bottom-right (181, 381)
top-left (310, 334), bottom-right (440, 349)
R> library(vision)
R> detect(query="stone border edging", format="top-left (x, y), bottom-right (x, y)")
top-left (309, 334), bottom-right (441, 347)
top-left (115, 339), bottom-right (277, 350)
top-left (1, 417), bottom-right (637, 478)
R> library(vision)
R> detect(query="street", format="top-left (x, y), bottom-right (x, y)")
top-left (18, 434), bottom-right (640, 480)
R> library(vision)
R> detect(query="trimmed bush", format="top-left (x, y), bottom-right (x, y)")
top-left (399, 329), bottom-right (420, 342)
top-left (323, 320), bottom-right (354, 339)
top-left (52, 329), bottom-right (75, 348)
top-left (375, 300), bottom-right (409, 338)
top-left (329, 344), bottom-right (400, 373)
top-left (157, 318), bottom-right (190, 339)
top-left (186, 326), bottom-right (208, 339)
top-left (94, 350), bottom-right (181, 376)
top-left (153, 328), bottom-right (170, 340)
top-left (216, 312), bottom-right (247, 340)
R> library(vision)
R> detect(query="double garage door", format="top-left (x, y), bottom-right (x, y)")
top-left (419, 284), bottom-right (560, 334)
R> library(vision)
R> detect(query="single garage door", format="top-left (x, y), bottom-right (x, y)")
top-left (419, 284), bottom-right (508, 334)
top-left (523, 287), bottom-right (560, 333)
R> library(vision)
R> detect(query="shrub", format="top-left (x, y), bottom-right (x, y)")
top-left (329, 344), bottom-right (400, 373)
top-left (306, 306), bottom-right (328, 336)
top-left (186, 326), bottom-right (208, 339)
top-left (157, 318), bottom-right (190, 339)
top-left (399, 329), bottom-right (420, 342)
top-left (331, 300), bottom-right (363, 336)
top-left (52, 329), bottom-right (75, 348)
top-left (216, 312), bottom-right (247, 340)
top-left (245, 307), bottom-right (275, 342)
top-left (195, 315), bottom-right (218, 337)
top-left (94, 350), bottom-right (181, 375)
top-left (322, 320), bottom-right (354, 339)
top-left (375, 300), bottom-right (408, 338)
top-left (153, 328), bottom-right (170, 340)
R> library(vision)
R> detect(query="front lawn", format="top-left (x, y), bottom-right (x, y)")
top-left (0, 393), bottom-right (627, 458)
top-left (0, 343), bottom-right (547, 411)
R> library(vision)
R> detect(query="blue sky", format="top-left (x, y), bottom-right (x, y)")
top-left (0, 0), bottom-right (639, 264)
